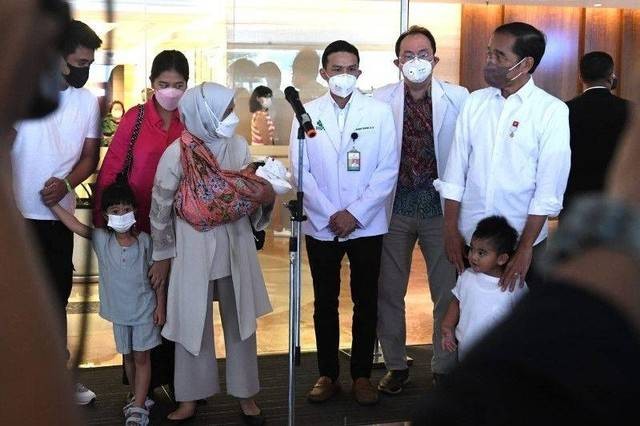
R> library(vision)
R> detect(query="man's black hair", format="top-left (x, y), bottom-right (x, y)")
top-left (494, 22), bottom-right (546, 74)
top-left (580, 51), bottom-right (614, 83)
top-left (321, 40), bottom-right (360, 69)
top-left (60, 20), bottom-right (102, 57)
top-left (395, 25), bottom-right (437, 57)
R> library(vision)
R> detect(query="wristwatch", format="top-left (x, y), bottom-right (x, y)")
top-left (542, 194), bottom-right (640, 272)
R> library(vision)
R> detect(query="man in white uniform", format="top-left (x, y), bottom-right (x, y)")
top-left (10, 19), bottom-right (102, 405)
top-left (290, 40), bottom-right (399, 406)
top-left (374, 25), bottom-right (469, 393)
top-left (435, 22), bottom-right (571, 293)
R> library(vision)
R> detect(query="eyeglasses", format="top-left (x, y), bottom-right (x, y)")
top-left (400, 52), bottom-right (434, 62)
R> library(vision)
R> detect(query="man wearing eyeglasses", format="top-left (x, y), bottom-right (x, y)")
top-left (374, 25), bottom-right (469, 394)
top-left (435, 23), bottom-right (570, 292)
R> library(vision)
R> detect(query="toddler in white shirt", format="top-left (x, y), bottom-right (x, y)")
top-left (441, 216), bottom-right (528, 360)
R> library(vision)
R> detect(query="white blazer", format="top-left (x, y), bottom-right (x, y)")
top-left (373, 78), bottom-right (469, 209)
top-left (289, 90), bottom-right (399, 241)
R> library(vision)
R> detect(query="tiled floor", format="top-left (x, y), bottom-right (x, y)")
top-left (68, 231), bottom-right (434, 367)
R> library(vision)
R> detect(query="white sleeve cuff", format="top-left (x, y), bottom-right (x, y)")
top-left (152, 248), bottom-right (176, 262)
top-left (433, 179), bottom-right (465, 202)
top-left (528, 197), bottom-right (563, 217)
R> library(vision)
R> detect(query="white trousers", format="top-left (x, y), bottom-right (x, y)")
top-left (174, 276), bottom-right (259, 401)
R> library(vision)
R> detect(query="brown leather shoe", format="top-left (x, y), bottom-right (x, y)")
top-left (352, 377), bottom-right (379, 405)
top-left (307, 376), bottom-right (340, 403)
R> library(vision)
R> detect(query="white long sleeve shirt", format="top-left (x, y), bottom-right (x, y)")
top-left (434, 78), bottom-right (570, 245)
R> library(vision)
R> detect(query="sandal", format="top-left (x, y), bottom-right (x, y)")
top-left (125, 407), bottom-right (149, 426)
top-left (123, 396), bottom-right (155, 417)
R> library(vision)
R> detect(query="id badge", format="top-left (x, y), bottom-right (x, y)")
top-left (347, 149), bottom-right (361, 171)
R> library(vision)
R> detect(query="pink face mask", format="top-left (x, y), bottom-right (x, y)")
top-left (154, 87), bottom-right (184, 111)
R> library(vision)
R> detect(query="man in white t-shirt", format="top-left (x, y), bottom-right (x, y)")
top-left (10, 19), bottom-right (102, 405)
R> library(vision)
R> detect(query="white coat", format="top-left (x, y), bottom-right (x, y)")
top-left (289, 90), bottom-right (399, 241)
top-left (373, 78), bottom-right (469, 209)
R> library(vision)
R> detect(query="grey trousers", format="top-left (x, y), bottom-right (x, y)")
top-left (377, 214), bottom-right (458, 374)
top-left (174, 276), bottom-right (259, 401)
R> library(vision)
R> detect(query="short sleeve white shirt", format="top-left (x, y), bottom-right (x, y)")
top-left (11, 87), bottom-right (100, 219)
top-left (452, 269), bottom-right (528, 360)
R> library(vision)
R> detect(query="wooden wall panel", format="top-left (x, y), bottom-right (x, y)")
top-left (460, 4), bottom-right (503, 92)
top-left (504, 5), bottom-right (582, 101)
top-left (584, 8), bottom-right (623, 96)
top-left (584, 8), bottom-right (622, 58)
top-left (620, 9), bottom-right (640, 100)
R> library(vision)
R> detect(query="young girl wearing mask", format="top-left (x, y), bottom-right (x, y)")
top-left (48, 179), bottom-right (164, 426)
top-left (249, 85), bottom-right (276, 145)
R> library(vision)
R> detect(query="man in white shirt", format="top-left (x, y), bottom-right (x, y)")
top-left (373, 26), bottom-right (469, 393)
top-left (435, 22), bottom-right (570, 291)
top-left (10, 19), bottom-right (102, 405)
top-left (290, 40), bottom-right (399, 406)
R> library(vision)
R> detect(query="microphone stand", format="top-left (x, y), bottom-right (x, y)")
top-left (286, 125), bottom-right (307, 426)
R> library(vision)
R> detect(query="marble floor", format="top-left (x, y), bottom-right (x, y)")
top-left (68, 231), bottom-right (435, 368)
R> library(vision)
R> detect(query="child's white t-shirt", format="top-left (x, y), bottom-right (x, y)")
top-left (11, 86), bottom-right (100, 219)
top-left (453, 269), bottom-right (528, 360)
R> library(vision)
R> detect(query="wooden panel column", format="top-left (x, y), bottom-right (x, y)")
top-left (460, 4), bottom-right (503, 92)
top-left (503, 5), bottom-right (582, 101)
top-left (620, 9), bottom-right (640, 99)
top-left (583, 8), bottom-right (623, 96)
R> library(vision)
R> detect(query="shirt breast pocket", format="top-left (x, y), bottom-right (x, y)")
top-left (353, 128), bottom-right (380, 170)
top-left (352, 125), bottom-right (376, 142)
top-left (504, 126), bottom-right (538, 182)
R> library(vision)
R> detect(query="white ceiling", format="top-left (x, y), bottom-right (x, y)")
top-left (70, 0), bottom-right (640, 9)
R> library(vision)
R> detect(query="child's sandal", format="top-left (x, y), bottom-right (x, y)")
top-left (124, 407), bottom-right (149, 426)
top-left (122, 396), bottom-right (155, 417)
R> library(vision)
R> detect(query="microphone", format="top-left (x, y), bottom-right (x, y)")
top-left (284, 86), bottom-right (317, 138)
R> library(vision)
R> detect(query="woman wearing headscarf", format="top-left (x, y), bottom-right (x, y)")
top-left (149, 82), bottom-right (274, 424)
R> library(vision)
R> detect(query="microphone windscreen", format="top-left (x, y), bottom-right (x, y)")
top-left (284, 86), bottom-right (299, 102)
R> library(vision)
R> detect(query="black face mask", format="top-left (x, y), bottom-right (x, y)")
top-left (64, 63), bottom-right (90, 88)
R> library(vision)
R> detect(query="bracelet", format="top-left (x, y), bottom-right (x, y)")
top-left (541, 194), bottom-right (640, 273)
top-left (63, 177), bottom-right (74, 193)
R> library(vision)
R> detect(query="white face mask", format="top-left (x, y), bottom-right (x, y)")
top-left (328, 73), bottom-right (357, 98)
top-left (107, 211), bottom-right (136, 233)
top-left (402, 58), bottom-right (432, 84)
top-left (215, 112), bottom-right (240, 138)
top-left (200, 85), bottom-right (240, 138)
top-left (259, 97), bottom-right (272, 109)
